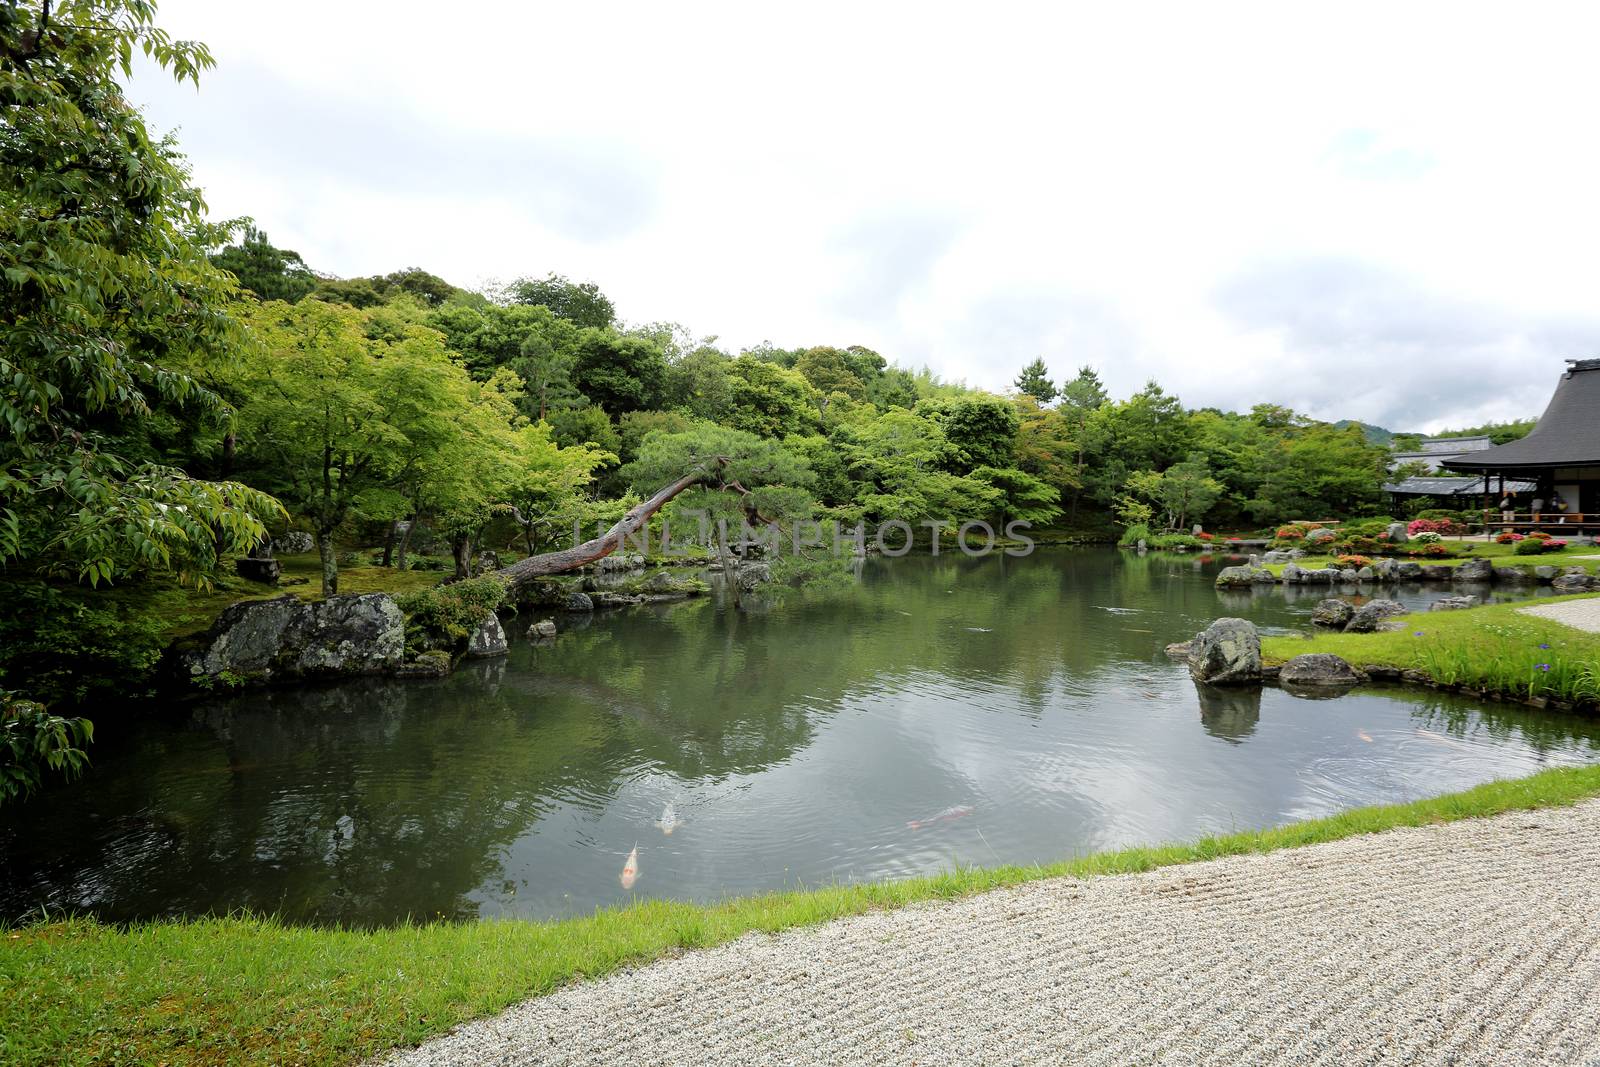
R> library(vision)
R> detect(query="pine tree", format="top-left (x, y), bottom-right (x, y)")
top-left (1013, 358), bottom-right (1059, 404)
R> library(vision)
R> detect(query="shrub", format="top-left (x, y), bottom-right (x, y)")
top-left (1408, 517), bottom-right (1461, 537)
top-left (1418, 543), bottom-right (1452, 557)
top-left (396, 575), bottom-right (507, 653)
top-left (1528, 531), bottom-right (1552, 541)
top-left (0, 582), bottom-right (169, 707)
top-left (1117, 522), bottom-right (1152, 548)
top-left (1412, 531), bottom-right (1443, 545)
top-left (1149, 533), bottom-right (1204, 551)
top-left (1496, 531), bottom-right (1525, 544)
top-left (1275, 526), bottom-right (1306, 540)
top-left (1336, 554), bottom-right (1374, 569)
top-left (1197, 532), bottom-right (1215, 542)
top-left (1336, 535), bottom-right (1385, 555)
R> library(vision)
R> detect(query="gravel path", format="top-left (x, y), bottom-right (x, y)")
top-left (1519, 597), bottom-right (1600, 633)
top-left (381, 801), bottom-right (1600, 1066)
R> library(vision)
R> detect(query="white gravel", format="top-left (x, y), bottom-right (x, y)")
top-left (1519, 597), bottom-right (1600, 633)
top-left (379, 801), bottom-right (1600, 1067)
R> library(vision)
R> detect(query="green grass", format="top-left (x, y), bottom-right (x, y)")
top-left (1263, 594), bottom-right (1600, 705)
top-left (8, 764), bottom-right (1600, 1066)
top-left (93, 554), bottom-right (449, 638)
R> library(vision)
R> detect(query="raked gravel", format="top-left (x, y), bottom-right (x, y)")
top-left (379, 800), bottom-right (1600, 1067)
top-left (1519, 597), bottom-right (1600, 633)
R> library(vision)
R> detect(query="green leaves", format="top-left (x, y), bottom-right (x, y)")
top-left (2, 689), bottom-right (93, 805)
top-left (2, 1), bottom-right (278, 589)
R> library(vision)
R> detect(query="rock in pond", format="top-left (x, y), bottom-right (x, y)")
top-left (1429, 595), bottom-right (1481, 612)
top-left (1452, 558), bottom-right (1494, 583)
top-left (395, 650), bottom-right (452, 678)
top-left (528, 618), bottom-right (558, 638)
top-left (1187, 618), bottom-right (1261, 686)
top-left (1311, 598), bottom-right (1355, 628)
top-left (464, 613), bottom-right (508, 658)
top-left (1494, 566), bottom-right (1534, 583)
top-left (562, 590), bottom-right (595, 612)
top-left (1215, 565), bottom-right (1272, 588)
top-left (180, 593), bottom-right (405, 684)
top-left (1278, 653), bottom-right (1366, 688)
top-left (1345, 598), bottom-right (1407, 634)
top-left (1534, 565), bottom-right (1561, 583)
top-left (1553, 573), bottom-right (1599, 593)
top-left (1164, 640), bottom-right (1194, 660)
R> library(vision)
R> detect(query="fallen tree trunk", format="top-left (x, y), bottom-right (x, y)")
top-left (496, 465), bottom-right (717, 591)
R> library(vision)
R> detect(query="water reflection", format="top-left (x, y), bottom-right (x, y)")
top-left (2, 548), bottom-right (1596, 926)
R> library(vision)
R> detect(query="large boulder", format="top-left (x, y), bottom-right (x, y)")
top-left (1420, 565), bottom-right (1453, 581)
top-left (1552, 573), bottom-right (1599, 593)
top-left (1394, 562), bottom-right (1424, 580)
top-left (562, 590), bottom-right (595, 612)
top-left (1281, 562), bottom-right (1304, 584)
top-left (1345, 598), bottom-right (1407, 634)
top-left (1452, 558), bottom-right (1493, 583)
top-left (1493, 566), bottom-right (1534, 583)
top-left (274, 531), bottom-right (316, 555)
top-left (464, 613), bottom-right (508, 658)
top-left (1305, 528), bottom-right (1337, 547)
top-left (1262, 549), bottom-right (1305, 564)
top-left (1385, 522), bottom-right (1409, 543)
top-left (1311, 598), bottom-right (1355, 628)
top-left (1216, 565), bottom-right (1272, 588)
top-left (1278, 653), bottom-right (1366, 688)
top-left (1187, 618), bottom-right (1262, 686)
top-left (1534, 565), bottom-right (1561, 583)
top-left (1430, 595), bottom-right (1481, 612)
top-left (181, 593), bottom-right (405, 684)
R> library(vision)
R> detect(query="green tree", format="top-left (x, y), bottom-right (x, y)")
top-left (228, 301), bottom-right (484, 594)
top-left (794, 346), bottom-right (868, 402)
top-left (1, 0), bottom-right (282, 797)
top-left (570, 330), bottom-right (667, 413)
top-left (505, 273), bottom-right (616, 329)
top-left (916, 395), bottom-right (1021, 472)
top-left (210, 226), bottom-right (316, 303)
top-left (725, 357), bottom-right (822, 438)
top-left (1013, 357), bottom-right (1059, 404)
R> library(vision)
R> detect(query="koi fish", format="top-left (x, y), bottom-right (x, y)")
top-left (620, 845), bottom-right (639, 889)
top-left (656, 801), bottom-right (681, 835)
top-left (1357, 730), bottom-right (1373, 743)
top-left (907, 805), bottom-right (974, 831)
top-left (1415, 728), bottom-right (1475, 751)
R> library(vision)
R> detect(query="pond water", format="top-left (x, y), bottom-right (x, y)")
top-left (4, 548), bottom-right (1597, 927)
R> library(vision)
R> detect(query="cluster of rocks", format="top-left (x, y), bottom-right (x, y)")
top-left (1171, 617), bottom-right (1368, 692)
top-left (1217, 554), bottom-right (1599, 591)
top-left (1309, 597), bottom-right (1410, 633)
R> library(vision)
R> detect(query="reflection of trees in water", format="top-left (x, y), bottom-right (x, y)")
top-left (1196, 684), bottom-right (1261, 744)
top-left (1408, 695), bottom-right (1600, 758)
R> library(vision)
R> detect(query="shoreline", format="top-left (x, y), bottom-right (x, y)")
top-left (9, 764), bottom-right (1600, 1067)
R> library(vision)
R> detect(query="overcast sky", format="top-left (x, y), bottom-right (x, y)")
top-left (132, 1), bottom-right (1600, 432)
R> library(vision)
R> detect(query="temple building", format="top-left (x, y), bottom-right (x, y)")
top-left (1383, 434), bottom-right (1533, 505)
top-left (1450, 358), bottom-right (1600, 532)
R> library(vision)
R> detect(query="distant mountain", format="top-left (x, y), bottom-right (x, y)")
top-left (1333, 420), bottom-right (1395, 445)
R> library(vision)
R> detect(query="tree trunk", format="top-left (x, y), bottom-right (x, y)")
top-left (497, 466), bottom-right (716, 592)
top-left (451, 532), bottom-right (474, 581)
top-left (395, 519), bottom-right (416, 572)
top-left (317, 530), bottom-right (338, 597)
top-left (381, 521), bottom-right (400, 568)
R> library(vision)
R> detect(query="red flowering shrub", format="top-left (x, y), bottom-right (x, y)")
top-left (1336, 554), bottom-right (1374, 569)
top-left (1496, 531), bottom-right (1525, 544)
top-left (1528, 531), bottom-right (1552, 541)
top-left (1407, 517), bottom-right (1460, 537)
top-left (1197, 532), bottom-right (1214, 541)
top-left (1275, 526), bottom-right (1305, 540)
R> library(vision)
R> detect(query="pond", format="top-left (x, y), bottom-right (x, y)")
top-left (4, 547), bottom-right (1597, 927)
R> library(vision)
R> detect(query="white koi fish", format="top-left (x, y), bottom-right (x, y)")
top-left (620, 844), bottom-right (639, 889)
top-left (907, 804), bottom-right (975, 831)
top-left (1357, 730), bottom-right (1373, 743)
top-left (656, 801), bottom-right (681, 835)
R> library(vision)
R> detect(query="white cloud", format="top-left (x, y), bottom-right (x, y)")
top-left (133, 0), bottom-right (1600, 429)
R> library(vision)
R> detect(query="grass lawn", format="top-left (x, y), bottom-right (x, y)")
top-left (7, 764), bottom-right (1600, 1066)
top-left (1262, 593), bottom-right (1600, 705)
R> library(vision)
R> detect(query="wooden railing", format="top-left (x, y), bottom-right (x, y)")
top-left (1481, 510), bottom-right (1600, 532)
